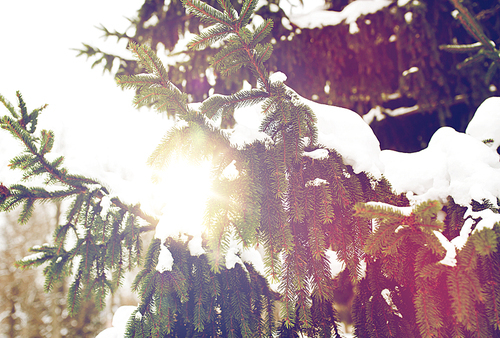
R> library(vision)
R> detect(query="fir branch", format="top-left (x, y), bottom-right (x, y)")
top-left (200, 89), bottom-right (269, 119)
top-left (188, 24), bottom-right (233, 51)
top-left (117, 74), bottom-right (165, 90)
top-left (182, 0), bottom-right (233, 26)
top-left (129, 42), bottom-right (170, 82)
top-left (485, 61), bottom-right (499, 85)
top-left (0, 93), bottom-right (18, 118)
top-left (250, 19), bottom-right (274, 48)
top-left (67, 273), bottom-right (83, 316)
top-left (237, 0), bottom-right (258, 28)
top-left (414, 288), bottom-right (443, 338)
top-left (449, 0), bottom-right (494, 51)
top-left (217, 0), bottom-right (237, 20)
top-left (110, 197), bottom-right (159, 229)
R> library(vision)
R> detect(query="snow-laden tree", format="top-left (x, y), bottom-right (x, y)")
top-left (1, 0), bottom-right (499, 337)
top-left (77, 0), bottom-right (500, 152)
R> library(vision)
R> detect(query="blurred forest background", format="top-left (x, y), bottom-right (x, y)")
top-left (1, 0), bottom-right (499, 336)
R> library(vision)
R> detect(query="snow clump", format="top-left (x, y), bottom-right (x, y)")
top-left (95, 306), bottom-right (137, 338)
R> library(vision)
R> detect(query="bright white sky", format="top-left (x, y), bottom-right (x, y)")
top-left (0, 1), bottom-right (175, 212)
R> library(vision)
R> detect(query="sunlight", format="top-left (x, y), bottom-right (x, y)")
top-left (153, 158), bottom-right (213, 243)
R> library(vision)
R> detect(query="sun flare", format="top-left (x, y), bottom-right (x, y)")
top-left (153, 158), bottom-right (213, 243)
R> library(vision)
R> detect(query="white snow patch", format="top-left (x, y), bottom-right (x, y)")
top-left (251, 14), bottom-right (265, 29)
top-left (363, 106), bottom-right (386, 124)
top-left (381, 289), bottom-right (402, 317)
top-left (349, 21), bottom-right (360, 34)
top-left (381, 125), bottom-right (500, 207)
top-left (222, 102), bottom-right (273, 149)
top-left (20, 251), bottom-right (45, 262)
top-left (225, 230), bottom-right (245, 270)
top-left (466, 97), bottom-right (500, 159)
top-left (156, 244), bottom-right (174, 273)
top-left (390, 104), bottom-right (424, 118)
top-left (304, 148), bottom-right (329, 160)
top-left (433, 230), bottom-right (457, 267)
top-left (404, 12), bottom-right (413, 24)
top-left (270, 71), bottom-right (287, 83)
top-left (402, 66), bottom-right (418, 76)
top-left (240, 247), bottom-right (266, 276)
top-left (222, 229), bottom-right (266, 274)
top-left (212, 74), bottom-right (385, 179)
top-left (188, 235), bottom-right (206, 256)
top-left (221, 160), bottom-right (239, 180)
top-left (95, 326), bottom-right (118, 337)
top-left (269, 3), bottom-right (280, 12)
top-left (289, 1), bottom-right (391, 30)
top-left (325, 250), bottom-right (346, 278)
top-left (143, 15), bottom-right (159, 28)
top-left (225, 246), bottom-right (244, 270)
top-left (296, 93), bottom-right (384, 178)
top-left (96, 305), bottom-right (137, 338)
top-left (450, 218), bottom-right (474, 250)
top-left (466, 207), bottom-right (500, 233)
top-left (358, 258), bottom-right (367, 279)
top-left (305, 178), bottom-right (329, 187)
top-left (100, 195), bottom-right (113, 218)
top-left (281, 17), bottom-right (293, 30)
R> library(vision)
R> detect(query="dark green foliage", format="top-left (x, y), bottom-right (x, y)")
top-left (439, 0), bottom-right (500, 85)
top-left (0, 93), bottom-right (148, 316)
top-left (354, 201), bottom-right (500, 337)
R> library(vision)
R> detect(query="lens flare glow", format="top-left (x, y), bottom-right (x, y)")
top-left (153, 159), bottom-right (213, 243)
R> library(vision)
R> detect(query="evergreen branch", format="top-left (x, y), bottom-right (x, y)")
top-left (129, 42), bottom-right (170, 82)
top-left (485, 61), bottom-right (499, 85)
top-left (182, 0), bottom-right (233, 26)
top-left (117, 74), bottom-right (165, 90)
top-left (0, 93), bottom-right (18, 118)
top-left (250, 19), bottom-right (274, 48)
top-left (449, 0), bottom-right (494, 51)
top-left (415, 288), bottom-right (443, 338)
top-left (110, 197), bottom-right (159, 228)
top-left (217, 0), bottom-right (237, 20)
top-left (447, 266), bottom-right (473, 325)
top-left (254, 43), bottom-right (273, 65)
top-left (200, 89), bottom-right (269, 119)
top-left (73, 44), bottom-right (126, 74)
top-left (1, 115), bottom-right (38, 154)
top-left (188, 24), bottom-right (233, 51)
top-left (238, 0), bottom-right (258, 28)
top-left (354, 202), bottom-right (407, 221)
top-left (219, 59), bottom-right (247, 77)
top-left (308, 253), bottom-right (332, 301)
top-left (1, 115), bottom-right (92, 194)
top-left (211, 40), bottom-right (247, 70)
top-left (133, 87), bottom-right (190, 116)
top-left (67, 273), bottom-right (83, 316)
